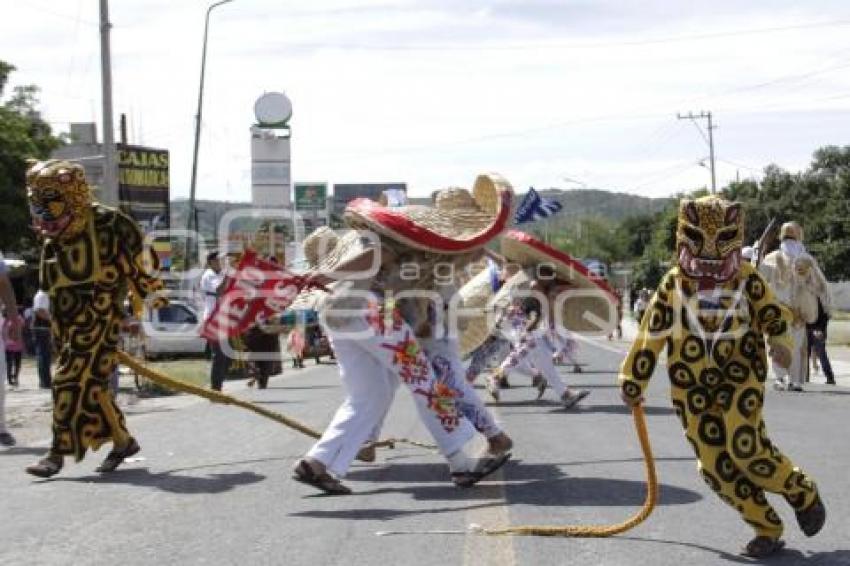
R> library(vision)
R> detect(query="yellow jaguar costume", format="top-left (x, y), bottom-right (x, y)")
top-left (24, 159), bottom-right (166, 477)
top-left (619, 195), bottom-right (825, 557)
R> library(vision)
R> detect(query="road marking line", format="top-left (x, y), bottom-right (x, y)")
top-left (462, 407), bottom-right (516, 566)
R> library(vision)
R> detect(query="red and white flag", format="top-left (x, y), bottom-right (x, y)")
top-left (201, 250), bottom-right (308, 341)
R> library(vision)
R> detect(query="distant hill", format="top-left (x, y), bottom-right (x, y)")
top-left (534, 188), bottom-right (673, 222)
top-left (169, 188), bottom-right (673, 233)
top-left (170, 199), bottom-right (254, 235)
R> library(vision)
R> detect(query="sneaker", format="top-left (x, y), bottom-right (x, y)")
top-left (789, 384), bottom-right (804, 392)
top-left (561, 389), bottom-right (590, 409)
top-left (741, 536), bottom-right (785, 558)
top-left (796, 494), bottom-right (826, 537)
top-left (0, 432), bottom-right (16, 447)
top-left (26, 453), bottom-right (63, 478)
top-left (95, 437), bottom-right (141, 473)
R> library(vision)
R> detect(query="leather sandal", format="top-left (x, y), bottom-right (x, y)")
top-left (292, 459), bottom-right (352, 495)
top-left (741, 536), bottom-right (785, 558)
top-left (95, 437), bottom-right (140, 473)
top-left (26, 454), bottom-right (64, 478)
top-left (451, 453), bottom-right (511, 488)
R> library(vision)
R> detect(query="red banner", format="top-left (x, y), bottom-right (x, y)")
top-left (201, 250), bottom-right (305, 341)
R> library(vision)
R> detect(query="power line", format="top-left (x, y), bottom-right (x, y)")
top-left (268, 19), bottom-right (850, 52)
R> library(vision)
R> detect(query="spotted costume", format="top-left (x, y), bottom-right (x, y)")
top-left (26, 160), bottom-right (166, 464)
top-left (618, 196), bottom-right (824, 553)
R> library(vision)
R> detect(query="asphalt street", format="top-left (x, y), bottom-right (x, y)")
top-left (1, 334), bottom-right (849, 566)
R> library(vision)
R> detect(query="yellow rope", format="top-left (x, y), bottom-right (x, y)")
top-left (119, 351), bottom-right (657, 539)
top-left (481, 405), bottom-right (657, 537)
top-left (116, 351), bottom-right (437, 450)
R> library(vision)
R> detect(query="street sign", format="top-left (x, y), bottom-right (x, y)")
top-left (294, 182), bottom-right (327, 210)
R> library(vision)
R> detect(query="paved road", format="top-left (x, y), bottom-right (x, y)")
top-left (1, 336), bottom-right (848, 566)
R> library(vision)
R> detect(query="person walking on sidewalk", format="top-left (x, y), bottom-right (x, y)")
top-left (0, 256), bottom-right (23, 447)
top-left (287, 326), bottom-right (306, 369)
top-left (31, 287), bottom-right (52, 389)
top-left (200, 251), bottom-right (228, 391)
top-left (807, 297), bottom-right (835, 385)
top-left (3, 307), bottom-right (23, 387)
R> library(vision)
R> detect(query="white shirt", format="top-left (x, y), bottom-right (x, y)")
top-left (33, 290), bottom-right (50, 313)
top-left (200, 268), bottom-right (224, 322)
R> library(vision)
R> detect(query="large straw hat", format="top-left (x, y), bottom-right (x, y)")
top-left (457, 265), bottom-right (529, 357)
top-left (291, 227), bottom-right (374, 311)
top-left (343, 173), bottom-right (513, 254)
top-left (500, 230), bottom-right (619, 333)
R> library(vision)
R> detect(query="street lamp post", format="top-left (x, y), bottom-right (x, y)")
top-left (185, 0), bottom-right (234, 269)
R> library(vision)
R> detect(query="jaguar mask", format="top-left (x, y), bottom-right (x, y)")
top-left (676, 195), bottom-right (744, 284)
top-left (25, 159), bottom-right (93, 242)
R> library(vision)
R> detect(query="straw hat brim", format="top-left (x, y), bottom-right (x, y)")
top-left (500, 230), bottom-right (619, 333)
top-left (311, 229), bottom-right (377, 281)
top-left (458, 268), bottom-right (529, 357)
top-left (343, 173), bottom-right (513, 254)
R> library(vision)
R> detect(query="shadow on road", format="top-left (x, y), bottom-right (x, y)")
top-left (344, 461), bottom-right (701, 507)
top-left (579, 404), bottom-right (676, 416)
top-left (289, 501), bottom-right (503, 521)
top-left (619, 535), bottom-right (850, 565)
top-left (1, 447), bottom-right (47, 456)
top-left (264, 385), bottom-right (339, 391)
top-left (44, 467), bottom-right (266, 494)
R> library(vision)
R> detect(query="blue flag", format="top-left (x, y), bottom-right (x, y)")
top-left (514, 187), bottom-right (563, 224)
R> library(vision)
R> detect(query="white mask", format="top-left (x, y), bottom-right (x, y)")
top-left (780, 239), bottom-right (805, 258)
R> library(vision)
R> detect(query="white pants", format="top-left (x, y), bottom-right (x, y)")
top-left (420, 337), bottom-right (502, 439)
top-left (773, 325), bottom-right (807, 387)
top-left (306, 316), bottom-right (475, 478)
top-left (499, 332), bottom-right (568, 398)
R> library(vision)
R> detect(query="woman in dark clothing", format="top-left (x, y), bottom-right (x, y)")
top-left (244, 324), bottom-right (283, 389)
top-left (807, 298), bottom-right (835, 385)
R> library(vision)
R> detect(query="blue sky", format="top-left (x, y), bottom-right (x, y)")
top-left (3, 0), bottom-right (850, 200)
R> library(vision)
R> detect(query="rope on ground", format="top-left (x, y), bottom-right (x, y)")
top-left (479, 404), bottom-right (657, 537)
top-left (375, 405), bottom-right (657, 538)
top-left (116, 351), bottom-right (436, 450)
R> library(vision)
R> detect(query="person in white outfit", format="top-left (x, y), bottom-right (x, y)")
top-left (293, 175), bottom-right (514, 495)
top-left (759, 222), bottom-right (823, 391)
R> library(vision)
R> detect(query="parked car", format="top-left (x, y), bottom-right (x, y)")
top-left (141, 300), bottom-right (207, 359)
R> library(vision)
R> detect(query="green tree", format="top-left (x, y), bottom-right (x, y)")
top-left (0, 60), bottom-right (65, 253)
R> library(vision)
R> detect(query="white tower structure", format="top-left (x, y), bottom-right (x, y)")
top-left (250, 92), bottom-right (292, 207)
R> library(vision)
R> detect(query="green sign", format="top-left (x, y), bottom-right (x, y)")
top-left (294, 183), bottom-right (327, 210)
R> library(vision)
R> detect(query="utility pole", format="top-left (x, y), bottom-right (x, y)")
top-left (99, 0), bottom-right (118, 206)
top-left (677, 111), bottom-right (717, 193)
top-left (186, 0), bottom-right (234, 269)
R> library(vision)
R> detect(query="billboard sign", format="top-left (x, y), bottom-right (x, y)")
top-left (294, 182), bottom-right (327, 210)
top-left (117, 144), bottom-right (170, 231)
